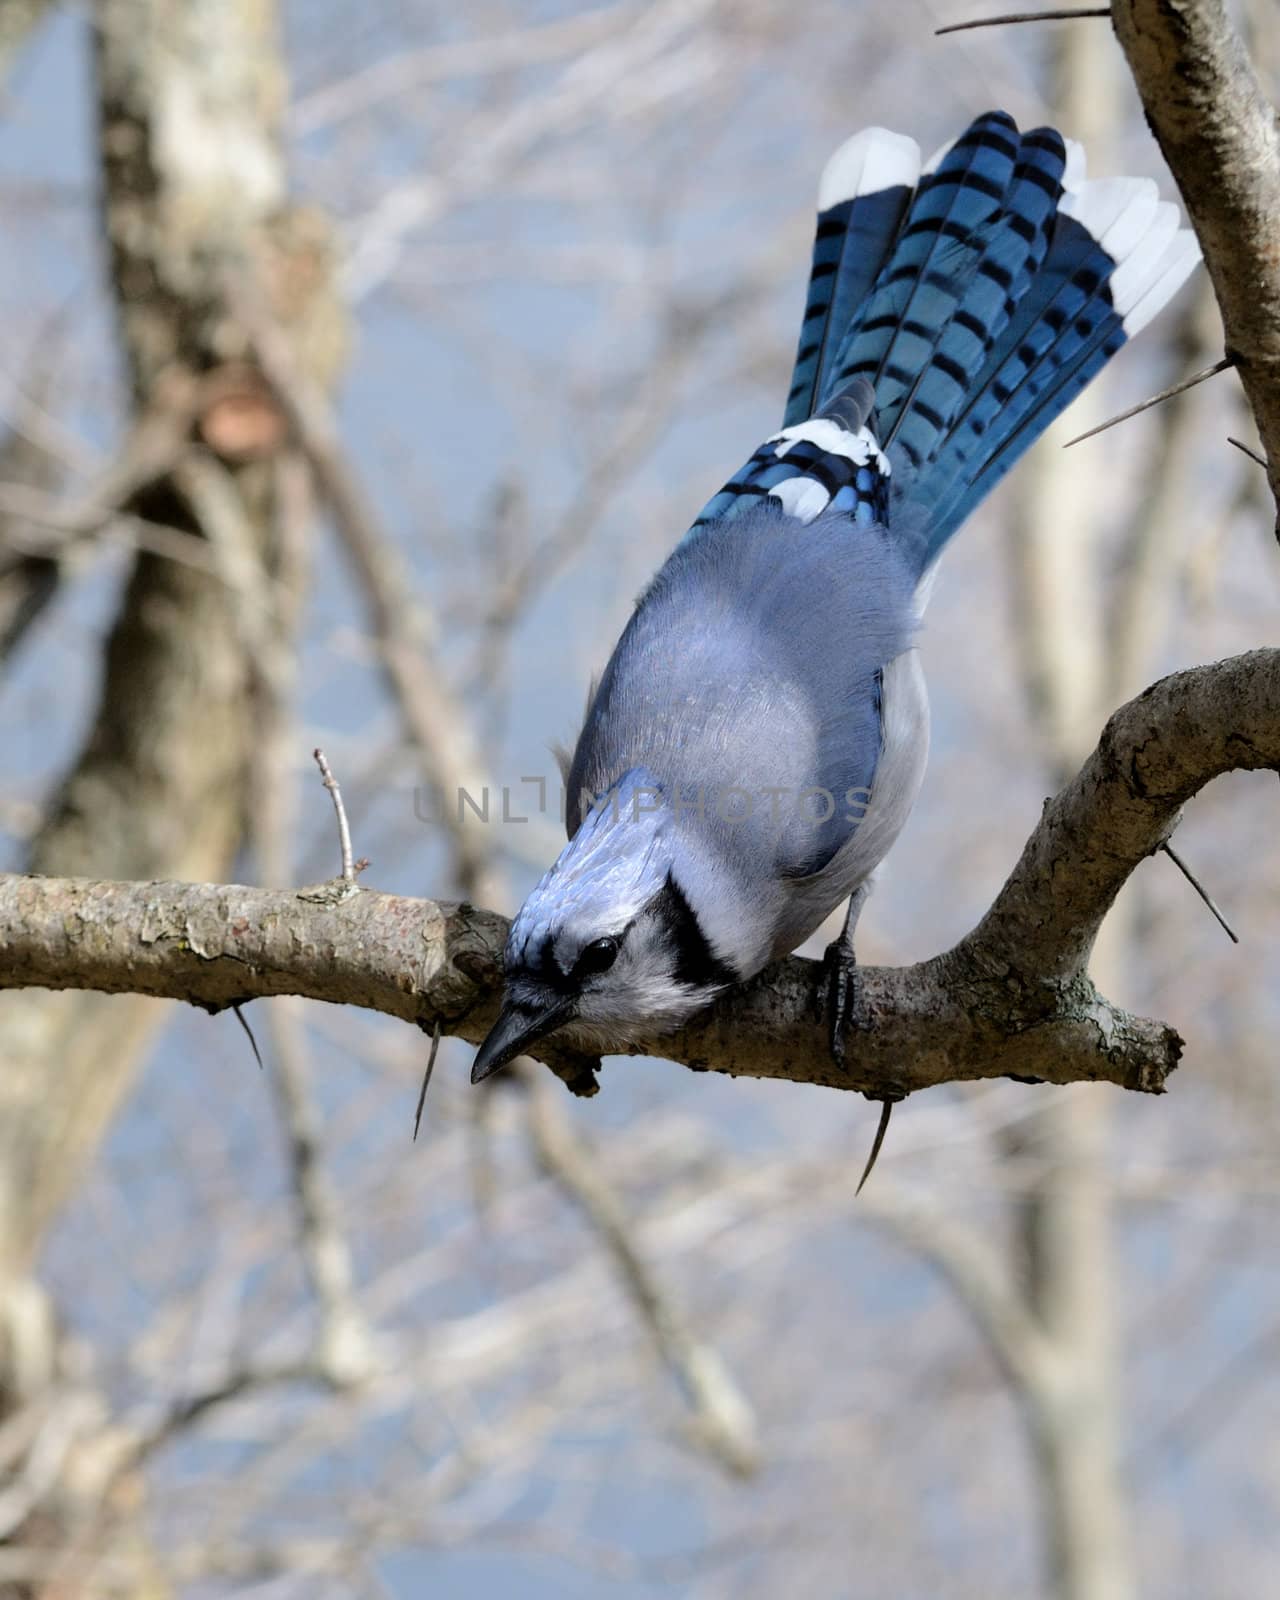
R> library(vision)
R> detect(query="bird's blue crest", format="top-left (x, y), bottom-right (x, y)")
top-left (507, 768), bottom-right (674, 969)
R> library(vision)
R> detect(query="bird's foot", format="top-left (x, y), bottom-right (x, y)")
top-left (815, 936), bottom-right (870, 1068)
top-left (813, 937), bottom-right (901, 1193)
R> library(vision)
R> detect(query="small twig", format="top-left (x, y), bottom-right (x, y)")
top-left (1228, 435), bottom-right (1267, 469)
top-left (1158, 842), bottom-right (1239, 945)
top-left (856, 1099), bottom-right (895, 1196)
top-left (412, 1019), bottom-right (442, 1142)
top-left (525, 1070), bottom-right (760, 1476)
top-left (237, 286), bottom-right (501, 904)
top-left (0, 393), bottom-right (197, 662)
top-left (312, 747), bottom-right (359, 884)
top-left (231, 1003), bottom-right (264, 1070)
top-left (935, 7), bottom-right (1108, 37)
top-left (1063, 358), bottom-right (1233, 448)
top-left (118, 1358), bottom-right (322, 1474)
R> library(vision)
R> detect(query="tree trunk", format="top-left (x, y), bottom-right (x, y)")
top-left (1004, 27), bottom-right (1135, 1600)
top-left (0, 2), bottom-right (344, 1588)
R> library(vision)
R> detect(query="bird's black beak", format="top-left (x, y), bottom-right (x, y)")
top-left (471, 995), bottom-right (577, 1084)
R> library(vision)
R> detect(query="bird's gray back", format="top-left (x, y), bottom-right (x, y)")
top-left (568, 501), bottom-right (919, 890)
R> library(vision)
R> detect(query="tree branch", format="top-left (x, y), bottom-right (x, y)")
top-left (1111, 0), bottom-right (1280, 520)
top-left (2, 650), bottom-right (1275, 1098)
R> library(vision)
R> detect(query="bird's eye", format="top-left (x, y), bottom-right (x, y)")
top-left (574, 936), bottom-right (620, 977)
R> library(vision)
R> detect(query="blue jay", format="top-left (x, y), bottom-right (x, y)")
top-left (472, 112), bottom-right (1199, 1096)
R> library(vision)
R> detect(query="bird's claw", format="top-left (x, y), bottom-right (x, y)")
top-left (816, 937), bottom-right (870, 1067)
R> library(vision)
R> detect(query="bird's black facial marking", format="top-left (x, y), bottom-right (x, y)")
top-left (530, 931), bottom-right (573, 994)
top-left (521, 929), bottom-right (624, 995)
top-left (649, 873), bottom-right (737, 989)
top-left (573, 935), bottom-right (620, 980)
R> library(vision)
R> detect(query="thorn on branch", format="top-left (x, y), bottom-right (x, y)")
top-left (232, 1002), bottom-right (264, 1069)
top-left (413, 1019), bottom-right (442, 1142)
top-left (856, 1097), bottom-right (896, 1195)
top-left (1063, 358), bottom-right (1234, 449)
top-left (1158, 842), bottom-right (1239, 944)
top-left (935, 7), bottom-right (1108, 37)
top-left (1228, 435), bottom-right (1267, 469)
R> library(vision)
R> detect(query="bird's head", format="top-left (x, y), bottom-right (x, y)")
top-left (471, 771), bottom-right (739, 1082)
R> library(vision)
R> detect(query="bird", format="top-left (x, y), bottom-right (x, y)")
top-left (470, 111), bottom-right (1200, 1153)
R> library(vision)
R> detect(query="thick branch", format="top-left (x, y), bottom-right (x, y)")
top-left (0, 872), bottom-right (1144, 1096)
top-left (1112, 0), bottom-right (1280, 517)
top-left (2, 651), bottom-right (1275, 1099)
top-left (966, 647), bottom-right (1279, 973)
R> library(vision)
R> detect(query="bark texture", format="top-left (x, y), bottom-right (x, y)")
top-left (1112, 0), bottom-right (1280, 520)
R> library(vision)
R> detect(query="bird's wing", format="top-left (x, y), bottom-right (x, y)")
top-left (569, 493), bottom-right (918, 881)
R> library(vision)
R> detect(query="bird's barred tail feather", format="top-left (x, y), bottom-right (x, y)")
top-left (784, 128), bottom-right (920, 426)
top-left (773, 110), bottom-right (1198, 571)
